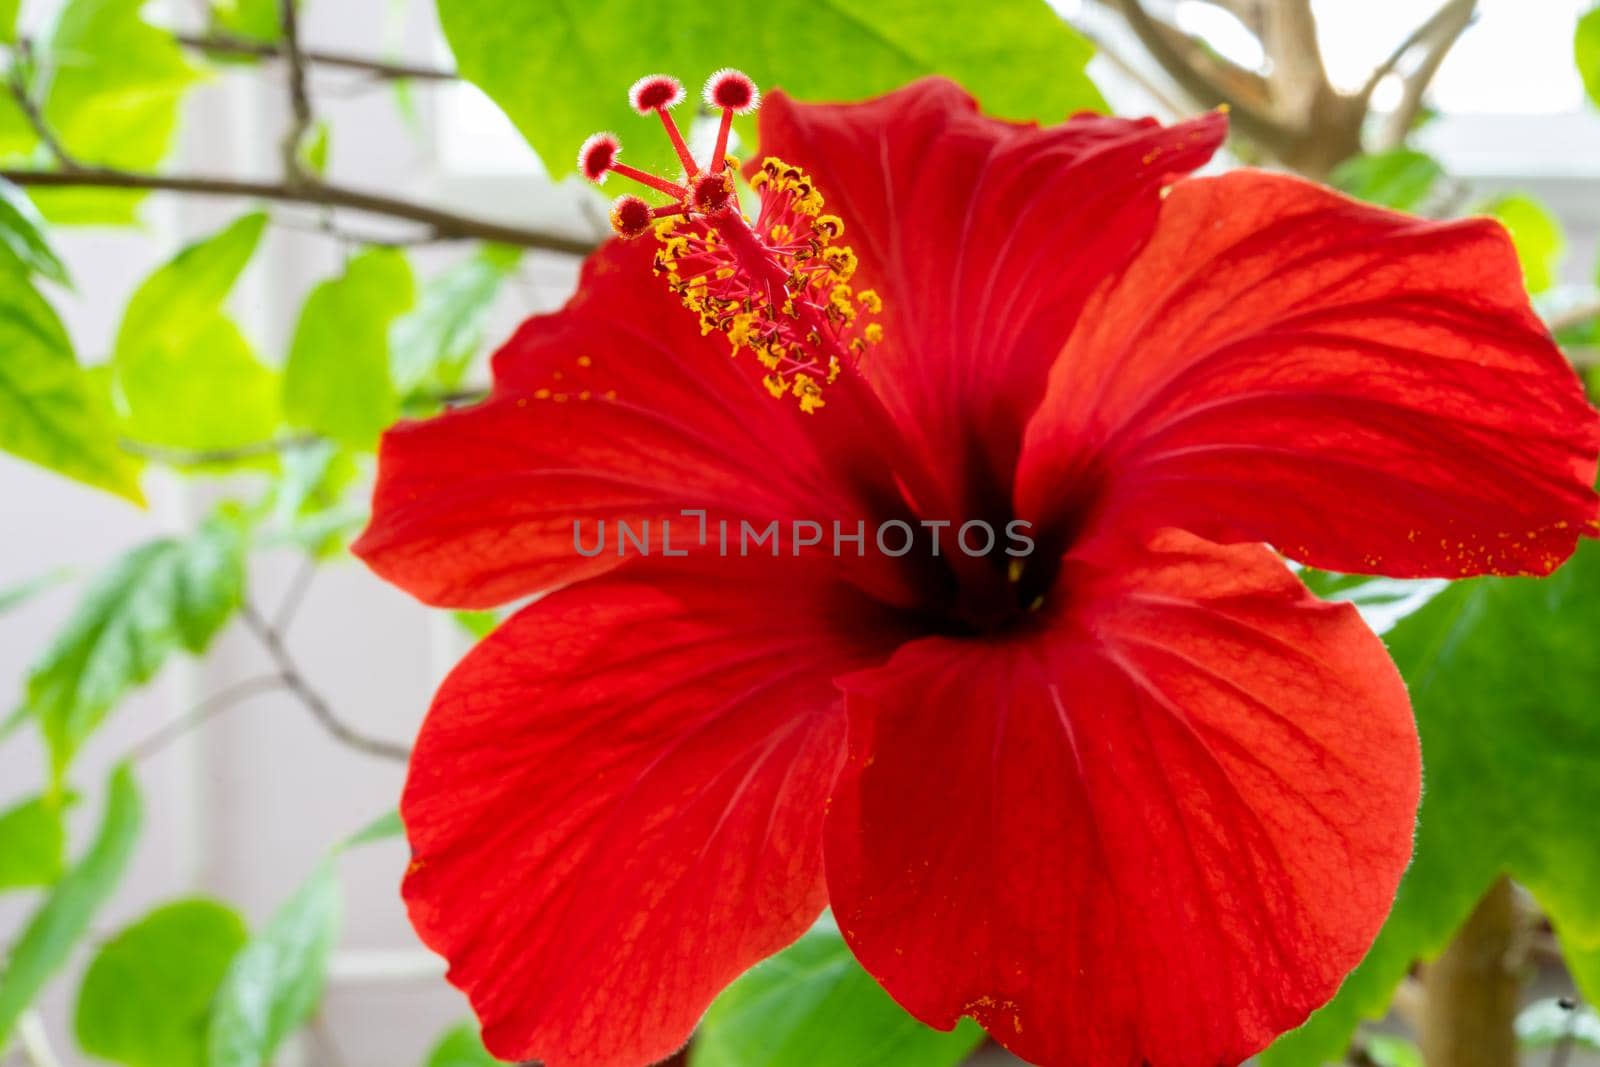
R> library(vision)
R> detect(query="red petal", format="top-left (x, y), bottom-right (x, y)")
top-left (756, 79), bottom-right (1225, 513)
top-left (826, 530), bottom-right (1418, 1067)
top-left (1016, 170), bottom-right (1600, 578)
top-left (403, 560), bottom-right (906, 1067)
top-left (354, 239), bottom-right (898, 608)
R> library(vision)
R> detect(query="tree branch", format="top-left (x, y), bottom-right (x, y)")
top-left (174, 32), bottom-right (457, 82)
top-left (1376, 0), bottom-right (1477, 149)
top-left (0, 167), bottom-right (598, 253)
top-left (127, 675), bottom-right (285, 763)
top-left (277, 0), bottom-right (315, 184)
top-left (242, 602), bottom-right (411, 762)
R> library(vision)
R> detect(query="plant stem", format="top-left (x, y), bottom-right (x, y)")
top-left (1420, 875), bottom-right (1523, 1067)
top-left (173, 32), bottom-right (457, 81)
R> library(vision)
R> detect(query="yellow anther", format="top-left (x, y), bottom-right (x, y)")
top-left (857, 289), bottom-right (882, 313)
top-left (816, 215), bottom-right (844, 239)
top-left (763, 373), bottom-right (788, 398)
top-left (864, 323), bottom-right (885, 344)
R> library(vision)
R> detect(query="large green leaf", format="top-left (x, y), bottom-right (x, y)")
top-left (691, 925), bottom-right (985, 1067)
top-left (423, 1023), bottom-right (497, 1067)
top-left (0, 765), bottom-right (142, 1046)
top-left (112, 213), bottom-right (279, 457)
top-left (390, 244), bottom-right (518, 396)
top-left (1265, 539), bottom-right (1600, 1065)
top-left (1481, 194), bottom-right (1564, 294)
top-left (283, 248), bottom-right (415, 448)
top-left (0, 256), bottom-right (142, 500)
top-left (1579, 6), bottom-right (1600, 110)
top-left (211, 0), bottom-right (283, 43)
top-left (75, 898), bottom-right (249, 1067)
top-left (207, 859), bottom-right (341, 1067)
top-left (25, 511), bottom-right (246, 777)
top-left (0, 178), bottom-right (69, 285)
top-left (1330, 149), bottom-right (1443, 212)
top-left (0, 793), bottom-right (67, 891)
top-left (437, 0), bottom-right (1104, 181)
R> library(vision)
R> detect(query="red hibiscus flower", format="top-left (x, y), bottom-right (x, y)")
top-left (354, 73), bottom-right (1600, 1067)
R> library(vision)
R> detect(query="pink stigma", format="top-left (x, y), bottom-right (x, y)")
top-left (703, 69), bottom-right (759, 114)
top-left (629, 74), bottom-right (685, 115)
top-left (609, 195), bottom-right (654, 240)
top-left (578, 133), bottom-right (619, 183)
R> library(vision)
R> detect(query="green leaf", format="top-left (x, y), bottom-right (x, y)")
top-left (390, 244), bottom-right (518, 396)
top-left (1517, 998), bottom-right (1600, 1051)
top-left (74, 898), bottom-right (249, 1067)
top-left (0, 257), bottom-right (143, 500)
top-left (0, 178), bottom-right (70, 285)
top-left (112, 213), bottom-right (279, 459)
top-left (1578, 6), bottom-right (1600, 110)
top-left (0, 794), bottom-right (67, 891)
top-left (691, 925), bottom-right (985, 1067)
top-left (1330, 149), bottom-right (1443, 211)
top-left (0, 0), bottom-right (18, 42)
top-left (1480, 193), bottom-right (1564, 294)
top-left (437, 0), bottom-right (1104, 181)
top-left (0, 765), bottom-right (142, 1046)
top-left (29, 0), bottom-right (205, 224)
top-left (283, 248), bottom-right (415, 447)
top-left (451, 610), bottom-right (499, 640)
top-left (211, 0), bottom-right (284, 43)
top-left (301, 120), bottom-right (330, 176)
top-left (262, 440), bottom-right (364, 557)
top-left (423, 1022), bottom-right (497, 1067)
top-left (25, 511), bottom-right (246, 777)
top-left (0, 570), bottom-right (69, 615)
top-left (341, 809), bottom-right (403, 850)
top-left (1364, 1035), bottom-right (1424, 1067)
top-left (1265, 539), bottom-right (1600, 1065)
top-left (207, 860), bottom-right (341, 1067)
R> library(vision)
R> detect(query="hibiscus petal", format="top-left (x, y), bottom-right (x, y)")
top-left (1015, 170), bottom-right (1600, 578)
top-left (757, 79), bottom-right (1225, 514)
top-left (354, 238), bottom-right (902, 608)
top-left (825, 530), bottom-right (1418, 1067)
top-left (403, 560), bottom-right (906, 1067)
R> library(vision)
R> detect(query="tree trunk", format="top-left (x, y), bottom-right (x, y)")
top-left (1420, 876), bottom-right (1523, 1067)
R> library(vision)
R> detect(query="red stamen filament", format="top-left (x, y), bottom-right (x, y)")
top-left (711, 109), bottom-right (735, 174)
top-left (656, 108), bottom-right (699, 177)
top-left (607, 162), bottom-right (687, 198)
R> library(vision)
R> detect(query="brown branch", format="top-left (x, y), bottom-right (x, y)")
top-left (1377, 0), bottom-right (1477, 150)
top-left (1262, 0), bottom-right (1330, 120)
top-left (0, 167), bottom-right (598, 253)
top-left (241, 602), bottom-right (411, 762)
top-left (8, 41), bottom-right (81, 170)
top-left (1419, 875), bottom-right (1527, 1067)
top-left (175, 32), bottom-right (457, 82)
top-left (277, 0), bottom-right (314, 183)
top-left (128, 674), bottom-right (284, 763)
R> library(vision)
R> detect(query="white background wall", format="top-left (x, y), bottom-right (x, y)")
top-left (2, 2), bottom-right (1598, 1065)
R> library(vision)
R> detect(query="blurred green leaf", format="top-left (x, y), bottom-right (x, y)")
top-left (211, 0), bottom-right (284, 43)
top-left (452, 610), bottom-right (498, 640)
top-left (302, 120), bottom-right (330, 176)
top-left (113, 213), bottom-right (279, 459)
top-left (1330, 149), bottom-right (1443, 212)
top-left (692, 925), bottom-right (985, 1067)
top-left (1481, 194), bottom-right (1564, 294)
top-left (424, 1022), bottom-right (496, 1067)
top-left (1517, 998), bottom-right (1600, 1051)
top-left (26, 510), bottom-right (246, 778)
top-left (0, 255), bottom-right (143, 501)
top-left (207, 859), bottom-right (341, 1067)
top-left (0, 570), bottom-right (69, 615)
top-left (1265, 539), bottom-right (1600, 1065)
top-left (284, 248), bottom-right (415, 448)
top-left (1579, 6), bottom-right (1600, 110)
top-left (29, 0), bottom-right (205, 223)
top-left (391, 244), bottom-right (518, 396)
top-left (0, 178), bottom-right (70, 285)
top-left (0, 793), bottom-right (67, 891)
top-left (75, 898), bottom-right (249, 1067)
top-left (0, 0), bottom-right (18, 42)
top-left (1364, 1035), bottom-right (1423, 1067)
top-left (341, 809), bottom-right (402, 850)
top-left (437, 0), bottom-right (1104, 181)
top-left (0, 765), bottom-right (142, 1046)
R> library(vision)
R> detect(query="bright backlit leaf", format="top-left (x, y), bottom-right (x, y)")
top-left (74, 898), bottom-right (248, 1067)
top-left (424, 1022), bottom-right (497, 1067)
top-left (436, 0), bottom-right (1104, 181)
top-left (0, 766), bottom-right (142, 1047)
top-left (692, 924), bottom-right (985, 1067)
top-left (207, 859), bottom-right (341, 1067)
top-left (284, 248), bottom-right (415, 448)
top-left (390, 244), bottom-right (519, 396)
top-left (25, 511), bottom-right (247, 778)
top-left (113, 213), bottom-right (279, 459)
top-left (1266, 539), bottom-right (1600, 1065)
top-left (0, 255), bottom-right (143, 501)
top-left (211, 0), bottom-right (283, 43)
top-left (1481, 194), bottom-right (1564, 294)
top-left (0, 178), bottom-right (70, 285)
top-left (1578, 6), bottom-right (1600, 110)
top-left (0, 793), bottom-right (67, 891)
top-left (1330, 149), bottom-right (1443, 212)
top-left (31, 0), bottom-right (204, 223)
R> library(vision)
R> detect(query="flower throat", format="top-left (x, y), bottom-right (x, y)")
top-left (579, 70), bottom-right (883, 413)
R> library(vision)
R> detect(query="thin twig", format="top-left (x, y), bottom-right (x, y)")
top-left (1549, 300), bottom-right (1600, 335)
top-left (241, 601), bottom-right (411, 762)
top-left (277, 0), bottom-right (314, 184)
top-left (127, 675), bottom-right (285, 763)
top-left (119, 432), bottom-right (325, 465)
top-left (0, 167), bottom-right (598, 252)
top-left (1378, 0), bottom-right (1478, 149)
top-left (174, 32), bottom-right (457, 82)
top-left (7, 42), bottom-right (81, 171)
top-left (273, 554), bottom-right (318, 633)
